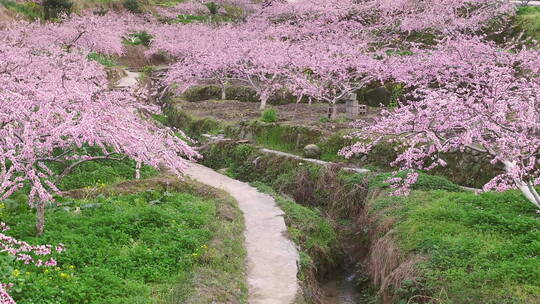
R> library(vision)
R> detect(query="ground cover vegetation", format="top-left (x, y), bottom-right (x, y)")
top-left (1, 160), bottom-right (246, 303)
top-left (1, 0), bottom-right (540, 303)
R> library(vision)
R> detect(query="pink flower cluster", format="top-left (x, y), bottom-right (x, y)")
top-left (0, 284), bottom-right (16, 304)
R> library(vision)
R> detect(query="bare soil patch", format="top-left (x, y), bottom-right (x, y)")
top-left (172, 98), bottom-right (381, 136)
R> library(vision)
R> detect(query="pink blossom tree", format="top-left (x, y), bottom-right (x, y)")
top-left (289, 38), bottom-right (386, 119)
top-left (163, 25), bottom-right (246, 100)
top-left (341, 37), bottom-right (540, 209)
top-left (154, 24), bottom-right (293, 109)
top-left (253, 0), bottom-right (515, 49)
top-left (235, 36), bottom-right (293, 109)
top-left (0, 31), bottom-right (199, 236)
top-left (370, 0), bottom-right (514, 37)
top-left (4, 12), bottom-right (141, 55)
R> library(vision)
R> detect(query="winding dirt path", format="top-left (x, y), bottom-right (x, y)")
top-left (186, 163), bottom-right (300, 304)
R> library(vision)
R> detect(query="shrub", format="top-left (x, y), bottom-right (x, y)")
top-left (234, 144), bottom-right (255, 160)
top-left (388, 83), bottom-right (404, 108)
top-left (204, 1), bottom-right (218, 15)
top-left (92, 6), bottom-right (108, 16)
top-left (177, 14), bottom-right (208, 23)
top-left (54, 159), bottom-right (157, 191)
top-left (42, 0), bottom-right (72, 20)
top-left (123, 0), bottom-right (140, 13)
top-left (261, 109), bottom-right (278, 123)
top-left (318, 116), bottom-right (329, 123)
top-left (181, 85), bottom-right (221, 101)
top-left (225, 85), bottom-right (258, 102)
top-left (517, 5), bottom-right (540, 41)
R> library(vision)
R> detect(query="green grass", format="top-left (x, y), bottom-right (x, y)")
top-left (123, 31), bottom-right (153, 46)
top-left (151, 0), bottom-right (185, 7)
top-left (176, 14), bottom-right (207, 23)
top-left (172, 14), bottom-right (232, 24)
top-left (164, 107), bottom-right (223, 140)
top-left (1, 185), bottom-right (247, 304)
top-left (55, 158), bottom-right (158, 191)
top-left (0, 148), bottom-right (246, 303)
top-left (370, 189), bottom-right (540, 303)
top-left (253, 125), bottom-right (297, 152)
top-left (87, 52), bottom-right (117, 67)
top-left (366, 171), bottom-right (463, 192)
top-left (200, 139), bottom-right (540, 303)
top-left (2, 191), bottom-right (213, 303)
top-left (319, 132), bottom-right (351, 162)
top-left (517, 6), bottom-right (540, 41)
top-left (2, 151), bottom-right (158, 206)
top-left (260, 109), bottom-right (278, 123)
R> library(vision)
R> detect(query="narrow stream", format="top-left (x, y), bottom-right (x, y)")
top-left (320, 234), bottom-right (372, 304)
top-left (321, 259), bottom-right (362, 304)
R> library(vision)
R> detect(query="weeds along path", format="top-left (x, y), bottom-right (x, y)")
top-left (186, 163), bottom-right (300, 304)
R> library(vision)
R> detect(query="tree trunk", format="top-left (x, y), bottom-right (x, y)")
top-left (503, 160), bottom-right (540, 209)
top-left (515, 181), bottom-right (540, 209)
top-left (221, 85), bottom-right (226, 100)
top-left (259, 96), bottom-right (268, 110)
top-left (135, 161), bottom-right (141, 180)
top-left (328, 103), bottom-right (338, 120)
top-left (36, 203), bottom-right (45, 236)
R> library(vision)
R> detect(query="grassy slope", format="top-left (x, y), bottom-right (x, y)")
top-left (370, 188), bottom-right (540, 304)
top-left (517, 6), bottom-right (540, 41)
top-left (0, 160), bottom-right (247, 304)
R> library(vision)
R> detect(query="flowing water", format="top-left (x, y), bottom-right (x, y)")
top-left (321, 265), bottom-right (362, 304)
